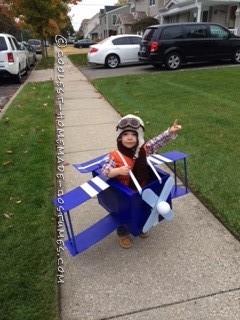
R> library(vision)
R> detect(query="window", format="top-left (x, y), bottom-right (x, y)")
top-left (113, 37), bottom-right (131, 45)
top-left (143, 28), bottom-right (158, 41)
top-left (0, 37), bottom-right (7, 51)
top-left (149, 0), bottom-right (156, 6)
top-left (209, 25), bottom-right (229, 38)
top-left (11, 37), bottom-right (20, 50)
top-left (185, 25), bottom-right (207, 38)
top-left (112, 14), bottom-right (117, 25)
top-left (161, 26), bottom-right (183, 39)
top-left (130, 36), bottom-right (142, 44)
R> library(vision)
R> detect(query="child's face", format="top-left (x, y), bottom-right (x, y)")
top-left (120, 131), bottom-right (138, 149)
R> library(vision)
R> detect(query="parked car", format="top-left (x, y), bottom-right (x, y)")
top-left (0, 33), bottom-right (28, 83)
top-left (88, 34), bottom-right (142, 68)
top-left (138, 23), bottom-right (240, 70)
top-left (74, 39), bottom-right (96, 48)
top-left (27, 39), bottom-right (42, 53)
top-left (25, 43), bottom-right (37, 66)
top-left (19, 42), bottom-right (37, 69)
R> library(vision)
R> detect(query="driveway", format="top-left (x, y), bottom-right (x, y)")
top-left (80, 60), bottom-right (239, 81)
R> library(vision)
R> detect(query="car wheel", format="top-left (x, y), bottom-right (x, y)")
top-left (105, 54), bottom-right (120, 68)
top-left (165, 52), bottom-right (182, 70)
top-left (232, 48), bottom-right (240, 64)
top-left (14, 68), bottom-right (22, 84)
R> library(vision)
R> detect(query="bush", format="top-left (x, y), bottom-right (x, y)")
top-left (131, 17), bottom-right (159, 33)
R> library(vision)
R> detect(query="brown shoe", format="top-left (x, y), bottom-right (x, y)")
top-left (139, 231), bottom-right (150, 238)
top-left (119, 236), bottom-right (132, 249)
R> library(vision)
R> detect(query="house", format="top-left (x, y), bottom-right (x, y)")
top-left (128, 0), bottom-right (240, 35)
top-left (159, 0), bottom-right (240, 35)
top-left (78, 0), bottom-right (240, 40)
top-left (98, 5), bottom-right (131, 39)
top-left (78, 19), bottom-right (90, 38)
top-left (116, 11), bottom-right (147, 34)
top-left (83, 13), bottom-right (99, 41)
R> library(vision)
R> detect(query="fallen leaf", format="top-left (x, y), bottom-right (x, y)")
top-left (3, 161), bottom-right (12, 165)
top-left (134, 110), bottom-right (139, 114)
top-left (64, 162), bottom-right (70, 166)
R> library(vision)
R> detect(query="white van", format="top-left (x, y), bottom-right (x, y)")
top-left (0, 33), bottom-right (28, 83)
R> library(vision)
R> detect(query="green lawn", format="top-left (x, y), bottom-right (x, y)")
top-left (92, 66), bottom-right (240, 240)
top-left (68, 53), bottom-right (88, 67)
top-left (0, 81), bottom-right (58, 320)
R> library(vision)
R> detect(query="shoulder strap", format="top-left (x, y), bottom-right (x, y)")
top-left (116, 150), bottom-right (142, 194)
top-left (147, 158), bottom-right (162, 184)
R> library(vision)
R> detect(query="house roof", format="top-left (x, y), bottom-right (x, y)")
top-left (105, 6), bottom-right (119, 12)
top-left (133, 11), bottom-right (148, 20)
top-left (99, 6), bottom-right (120, 16)
top-left (116, 13), bottom-right (135, 25)
top-left (89, 24), bottom-right (100, 34)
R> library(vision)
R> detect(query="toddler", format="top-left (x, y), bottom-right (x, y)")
top-left (101, 114), bottom-right (182, 248)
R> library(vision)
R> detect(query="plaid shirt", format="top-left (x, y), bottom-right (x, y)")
top-left (101, 130), bottom-right (176, 178)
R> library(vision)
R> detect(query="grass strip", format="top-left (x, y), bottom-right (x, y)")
top-left (35, 56), bottom-right (55, 70)
top-left (0, 81), bottom-right (58, 320)
top-left (92, 66), bottom-right (240, 240)
top-left (68, 53), bottom-right (88, 67)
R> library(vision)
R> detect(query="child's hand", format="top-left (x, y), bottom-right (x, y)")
top-left (117, 165), bottom-right (130, 176)
top-left (108, 165), bottom-right (130, 178)
top-left (169, 119), bottom-right (182, 134)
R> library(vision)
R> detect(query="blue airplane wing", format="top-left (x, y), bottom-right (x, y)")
top-left (73, 153), bottom-right (108, 173)
top-left (147, 154), bottom-right (173, 166)
top-left (65, 213), bottom-right (121, 256)
top-left (74, 152), bottom-right (173, 175)
top-left (53, 175), bottom-right (109, 212)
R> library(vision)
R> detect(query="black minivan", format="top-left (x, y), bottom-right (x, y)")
top-left (138, 23), bottom-right (240, 70)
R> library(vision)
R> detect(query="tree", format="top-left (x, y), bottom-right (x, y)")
top-left (115, 0), bottom-right (128, 5)
top-left (131, 16), bottom-right (159, 34)
top-left (1, 0), bottom-right (80, 57)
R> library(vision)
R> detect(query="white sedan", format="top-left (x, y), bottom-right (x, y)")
top-left (87, 34), bottom-right (142, 69)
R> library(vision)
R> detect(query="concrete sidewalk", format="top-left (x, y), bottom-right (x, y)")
top-left (28, 52), bottom-right (240, 320)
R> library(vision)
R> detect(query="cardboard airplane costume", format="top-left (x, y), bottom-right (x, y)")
top-left (53, 151), bottom-right (189, 256)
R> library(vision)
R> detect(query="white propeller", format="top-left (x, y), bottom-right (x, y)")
top-left (142, 176), bottom-right (174, 233)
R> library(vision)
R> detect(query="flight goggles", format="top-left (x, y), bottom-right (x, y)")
top-left (117, 118), bottom-right (144, 130)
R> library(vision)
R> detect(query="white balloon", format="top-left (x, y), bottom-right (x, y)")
top-left (157, 201), bottom-right (170, 215)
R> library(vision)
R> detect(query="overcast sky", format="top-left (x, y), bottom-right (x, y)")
top-left (69, 0), bottom-right (117, 31)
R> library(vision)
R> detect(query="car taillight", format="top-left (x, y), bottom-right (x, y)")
top-left (150, 41), bottom-right (159, 53)
top-left (7, 52), bottom-right (14, 63)
top-left (89, 47), bottom-right (98, 53)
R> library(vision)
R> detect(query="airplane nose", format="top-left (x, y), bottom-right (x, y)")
top-left (157, 201), bottom-right (170, 215)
